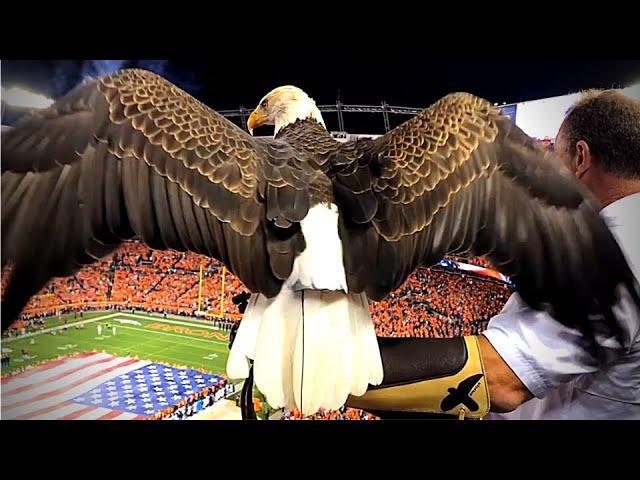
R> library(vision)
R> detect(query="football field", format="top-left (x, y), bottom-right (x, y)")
top-left (1, 311), bottom-right (231, 376)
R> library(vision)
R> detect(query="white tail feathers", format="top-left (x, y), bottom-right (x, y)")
top-left (226, 293), bottom-right (268, 379)
top-left (225, 202), bottom-right (381, 414)
top-left (226, 289), bottom-right (383, 415)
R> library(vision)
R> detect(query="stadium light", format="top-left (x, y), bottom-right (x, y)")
top-left (1, 86), bottom-right (54, 109)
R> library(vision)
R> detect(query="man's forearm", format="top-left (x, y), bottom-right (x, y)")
top-left (478, 335), bottom-right (533, 413)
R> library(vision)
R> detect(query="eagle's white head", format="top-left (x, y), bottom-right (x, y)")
top-left (247, 85), bottom-right (325, 136)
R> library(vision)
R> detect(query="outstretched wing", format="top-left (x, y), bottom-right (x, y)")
top-left (335, 93), bottom-right (639, 339)
top-left (1, 69), bottom-right (328, 329)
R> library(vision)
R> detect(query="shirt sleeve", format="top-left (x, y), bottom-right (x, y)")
top-left (482, 293), bottom-right (615, 398)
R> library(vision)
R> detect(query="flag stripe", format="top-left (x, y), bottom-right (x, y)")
top-left (1, 353), bottom-right (223, 420)
top-left (28, 403), bottom-right (92, 420)
top-left (4, 358), bottom-right (149, 420)
top-left (3, 358), bottom-right (142, 412)
top-left (2, 357), bottom-right (145, 418)
top-left (108, 411), bottom-right (139, 420)
top-left (97, 410), bottom-right (125, 420)
top-left (1, 358), bottom-right (69, 386)
top-left (3, 354), bottom-right (120, 397)
top-left (58, 405), bottom-right (99, 420)
top-left (2, 353), bottom-right (109, 394)
top-left (73, 406), bottom-right (118, 420)
top-left (13, 401), bottom-right (72, 420)
top-left (5, 354), bottom-right (142, 405)
top-left (0, 352), bottom-right (98, 386)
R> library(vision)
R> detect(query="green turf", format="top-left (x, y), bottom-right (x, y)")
top-left (1, 311), bottom-right (231, 376)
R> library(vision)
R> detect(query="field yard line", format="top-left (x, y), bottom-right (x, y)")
top-left (3, 313), bottom-right (122, 343)
top-left (122, 333), bottom-right (227, 371)
top-left (130, 311), bottom-right (230, 326)
top-left (109, 324), bottom-right (229, 346)
top-left (138, 349), bottom-right (222, 370)
top-left (114, 313), bottom-right (230, 331)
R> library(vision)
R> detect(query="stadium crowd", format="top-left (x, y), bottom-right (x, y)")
top-left (283, 406), bottom-right (380, 420)
top-left (2, 241), bottom-right (247, 322)
top-left (2, 241), bottom-right (512, 339)
top-left (2, 240), bottom-right (513, 420)
top-left (371, 269), bottom-right (511, 338)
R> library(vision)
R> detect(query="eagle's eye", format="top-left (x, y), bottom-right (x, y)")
top-left (261, 99), bottom-right (268, 109)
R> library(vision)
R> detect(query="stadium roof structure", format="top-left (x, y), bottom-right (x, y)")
top-left (218, 82), bottom-right (639, 139)
top-left (3, 82), bottom-right (637, 139)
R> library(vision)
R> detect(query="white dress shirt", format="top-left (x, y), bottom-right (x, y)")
top-left (483, 192), bottom-right (640, 419)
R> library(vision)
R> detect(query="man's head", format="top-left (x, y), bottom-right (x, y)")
top-left (555, 89), bottom-right (640, 206)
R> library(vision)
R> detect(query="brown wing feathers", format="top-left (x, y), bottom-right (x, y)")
top-left (3, 73), bottom-right (637, 343)
top-left (1, 69), bottom-right (321, 329)
top-left (335, 93), bottom-right (639, 339)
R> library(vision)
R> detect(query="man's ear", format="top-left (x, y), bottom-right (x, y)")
top-left (573, 140), bottom-right (592, 179)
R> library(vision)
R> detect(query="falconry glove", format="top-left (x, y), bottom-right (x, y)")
top-left (347, 336), bottom-right (489, 419)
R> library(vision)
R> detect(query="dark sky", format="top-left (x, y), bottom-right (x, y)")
top-left (2, 59), bottom-right (640, 133)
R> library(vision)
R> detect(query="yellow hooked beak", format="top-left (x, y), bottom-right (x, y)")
top-left (247, 109), bottom-right (269, 135)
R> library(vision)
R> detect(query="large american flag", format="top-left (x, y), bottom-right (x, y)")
top-left (1, 352), bottom-right (224, 420)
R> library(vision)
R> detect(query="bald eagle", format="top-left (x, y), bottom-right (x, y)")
top-left (2, 69), bottom-right (638, 414)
